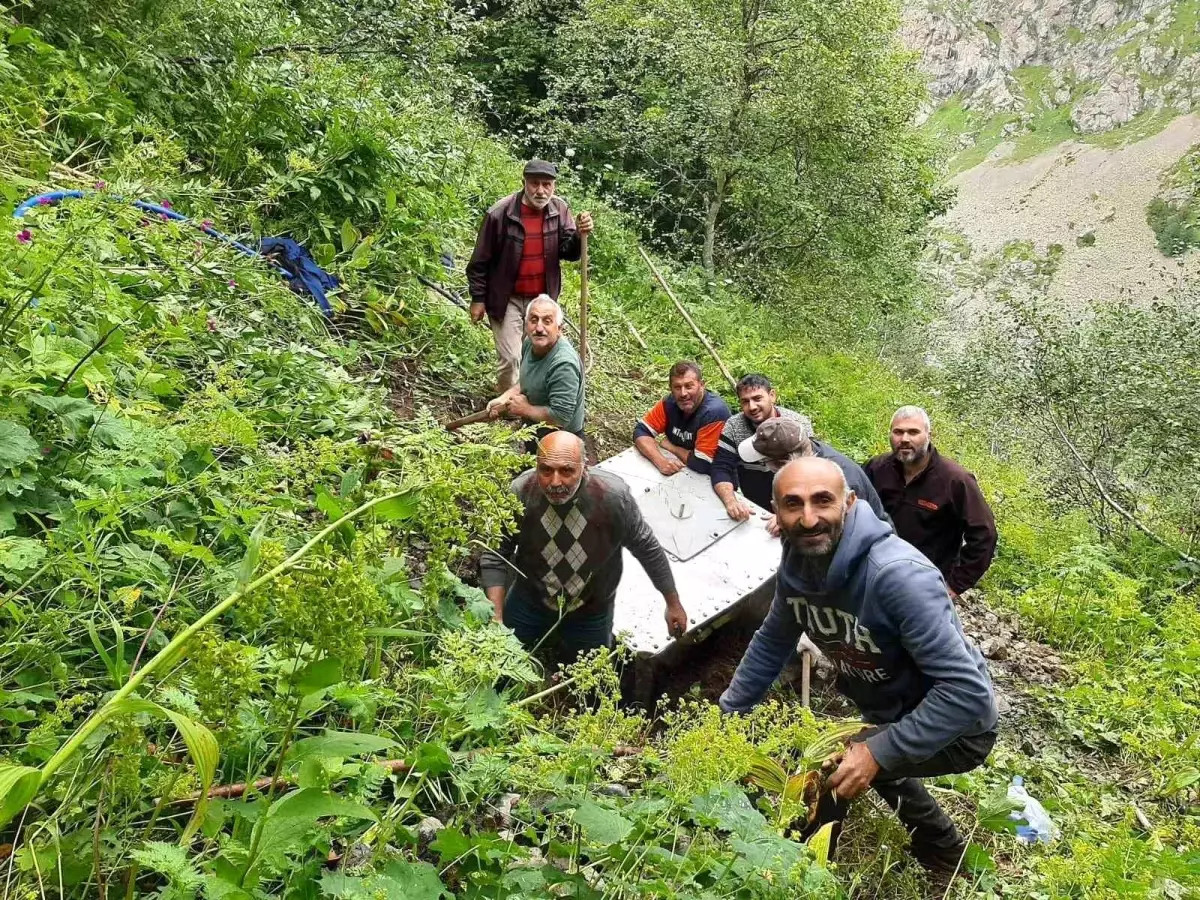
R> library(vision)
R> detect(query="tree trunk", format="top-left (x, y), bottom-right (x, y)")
top-left (702, 173), bottom-right (727, 273)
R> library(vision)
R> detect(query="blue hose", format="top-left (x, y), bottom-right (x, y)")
top-left (13, 190), bottom-right (332, 314)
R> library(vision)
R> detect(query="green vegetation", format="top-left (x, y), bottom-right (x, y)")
top-left (0, 1), bottom-right (1199, 899)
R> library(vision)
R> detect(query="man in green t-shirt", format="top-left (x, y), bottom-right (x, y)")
top-left (487, 294), bottom-right (585, 441)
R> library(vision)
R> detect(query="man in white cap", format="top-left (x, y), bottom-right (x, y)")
top-left (737, 416), bottom-right (887, 535)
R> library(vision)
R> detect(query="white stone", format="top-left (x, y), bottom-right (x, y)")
top-left (1070, 71), bottom-right (1143, 133)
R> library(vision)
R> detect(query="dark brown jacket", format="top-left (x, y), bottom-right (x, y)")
top-left (466, 191), bottom-right (581, 321)
top-left (863, 447), bottom-right (998, 595)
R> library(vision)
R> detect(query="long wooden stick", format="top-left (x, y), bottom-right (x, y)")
top-left (800, 650), bottom-right (811, 709)
top-left (638, 247), bottom-right (737, 393)
top-left (579, 232), bottom-right (590, 369)
top-left (445, 409), bottom-right (492, 431)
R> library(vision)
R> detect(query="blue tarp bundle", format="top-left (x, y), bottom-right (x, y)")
top-left (14, 191), bottom-right (337, 316)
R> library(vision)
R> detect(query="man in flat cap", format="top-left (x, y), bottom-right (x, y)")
top-left (467, 160), bottom-right (595, 392)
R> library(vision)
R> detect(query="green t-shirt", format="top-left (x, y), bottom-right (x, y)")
top-left (519, 336), bottom-right (585, 435)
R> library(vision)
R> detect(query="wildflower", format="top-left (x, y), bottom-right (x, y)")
top-left (36, 197), bottom-right (52, 206)
top-left (16, 229), bottom-right (31, 244)
top-left (201, 219), bottom-right (213, 231)
top-left (159, 212), bottom-right (169, 221)
top-left (227, 279), bottom-right (237, 288)
top-left (160, 200), bottom-right (172, 210)
top-left (94, 180), bottom-right (106, 190)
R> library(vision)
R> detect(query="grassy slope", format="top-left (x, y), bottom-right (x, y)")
top-left (0, 7), bottom-right (1197, 900)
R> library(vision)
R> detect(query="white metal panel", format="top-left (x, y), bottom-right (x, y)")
top-left (595, 448), bottom-right (780, 656)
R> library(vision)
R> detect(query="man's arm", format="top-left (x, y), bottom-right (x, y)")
top-left (947, 475), bottom-right (998, 594)
top-left (863, 560), bottom-right (997, 771)
top-left (719, 581), bottom-right (802, 713)
top-left (558, 204), bottom-right (582, 261)
top-left (687, 419), bottom-right (725, 475)
top-left (487, 384), bottom-right (522, 418)
top-left (634, 400), bottom-right (686, 474)
top-left (480, 534), bottom-right (518, 621)
top-left (466, 210), bottom-right (498, 314)
top-left (710, 426), bottom-right (752, 520)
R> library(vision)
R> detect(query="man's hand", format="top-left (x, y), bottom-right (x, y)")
top-left (506, 393), bottom-right (534, 420)
top-left (765, 513), bottom-right (780, 537)
top-left (577, 211), bottom-right (594, 234)
top-left (724, 497), bottom-right (753, 522)
top-left (486, 397), bottom-right (509, 419)
top-left (469, 301), bottom-right (487, 324)
top-left (656, 453), bottom-right (686, 476)
top-left (664, 594), bottom-right (688, 638)
top-left (826, 740), bottom-right (880, 800)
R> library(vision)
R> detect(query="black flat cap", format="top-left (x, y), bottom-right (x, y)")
top-left (523, 159), bottom-right (558, 178)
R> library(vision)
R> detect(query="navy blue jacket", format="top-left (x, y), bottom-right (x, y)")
top-left (719, 503), bottom-right (997, 769)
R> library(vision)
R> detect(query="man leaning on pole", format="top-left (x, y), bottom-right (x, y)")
top-left (466, 160), bottom-right (594, 392)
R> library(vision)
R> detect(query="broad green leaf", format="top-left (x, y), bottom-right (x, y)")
top-left (412, 742), bottom-right (453, 775)
top-left (0, 763), bottom-right (41, 828)
top-left (340, 219), bottom-right (358, 254)
top-left (964, 843), bottom-right (996, 874)
top-left (200, 873), bottom-right (255, 900)
top-left (745, 752), bottom-right (787, 794)
top-left (287, 730), bottom-right (395, 762)
top-left (1162, 768), bottom-right (1200, 796)
top-left (319, 872), bottom-right (370, 899)
top-left (236, 515), bottom-right (270, 589)
top-left (572, 800), bottom-right (634, 845)
top-left (373, 860), bottom-right (452, 900)
top-left (268, 787), bottom-right (378, 822)
top-left (689, 783), bottom-right (768, 837)
top-left (0, 536), bottom-right (46, 574)
top-left (349, 236), bottom-right (374, 269)
top-left (315, 485), bottom-right (354, 546)
top-left (0, 421), bottom-right (38, 469)
top-left (976, 791), bottom-right (1023, 834)
top-left (292, 658), bottom-right (343, 696)
top-left (806, 821), bottom-right (835, 867)
top-left (372, 492), bottom-right (417, 522)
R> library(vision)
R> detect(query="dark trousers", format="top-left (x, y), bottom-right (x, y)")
top-left (503, 587), bottom-right (614, 666)
top-left (803, 724), bottom-right (996, 866)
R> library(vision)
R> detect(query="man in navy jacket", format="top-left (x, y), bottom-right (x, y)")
top-left (720, 458), bottom-right (998, 873)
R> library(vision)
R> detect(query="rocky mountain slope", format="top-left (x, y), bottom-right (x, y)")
top-left (904, 0), bottom-right (1200, 334)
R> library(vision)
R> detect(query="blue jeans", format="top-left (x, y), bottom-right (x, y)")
top-left (503, 587), bottom-right (614, 665)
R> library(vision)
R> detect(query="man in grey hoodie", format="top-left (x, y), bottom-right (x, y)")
top-left (719, 458), bottom-right (998, 873)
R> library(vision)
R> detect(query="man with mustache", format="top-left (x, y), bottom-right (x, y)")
top-left (486, 295), bottom-right (585, 450)
top-left (633, 360), bottom-right (731, 475)
top-left (710, 373), bottom-right (810, 519)
top-left (467, 160), bottom-right (594, 392)
top-left (719, 457), bottom-right (997, 876)
top-left (863, 406), bottom-right (997, 601)
top-left (480, 432), bottom-right (688, 662)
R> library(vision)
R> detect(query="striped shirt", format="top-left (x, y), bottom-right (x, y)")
top-left (633, 390), bottom-right (731, 474)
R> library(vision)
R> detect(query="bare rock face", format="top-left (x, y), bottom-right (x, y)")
top-left (1071, 71), bottom-right (1144, 133)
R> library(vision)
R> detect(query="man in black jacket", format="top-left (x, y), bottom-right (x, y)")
top-left (863, 406), bottom-right (997, 599)
top-left (466, 160), bottom-right (594, 391)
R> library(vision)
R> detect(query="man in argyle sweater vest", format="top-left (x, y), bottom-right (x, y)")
top-left (481, 433), bottom-right (688, 662)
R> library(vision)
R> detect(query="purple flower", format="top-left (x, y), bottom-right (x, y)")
top-left (16, 229), bottom-right (32, 244)
top-left (160, 200), bottom-right (172, 210)
top-left (36, 197), bottom-right (52, 206)
top-left (201, 219), bottom-right (213, 231)
top-left (159, 212), bottom-right (170, 221)
top-left (94, 180), bottom-right (106, 190)
top-left (227, 279), bottom-right (237, 288)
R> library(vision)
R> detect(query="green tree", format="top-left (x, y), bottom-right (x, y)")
top-left (539, 0), bottom-right (939, 283)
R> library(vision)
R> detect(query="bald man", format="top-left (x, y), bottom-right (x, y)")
top-left (720, 458), bottom-right (997, 876)
top-left (480, 433), bottom-right (688, 663)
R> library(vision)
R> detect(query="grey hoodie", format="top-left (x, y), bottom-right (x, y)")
top-left (719, 502), bottom-right (997, 770)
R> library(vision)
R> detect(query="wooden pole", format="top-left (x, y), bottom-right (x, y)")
top-left (637, 247), bottom-right (737, 393)
top-left (444, 409), bottom-right (493, 431)
top-left (800, 650), bottom-right (811, 709)
top-left (579, 232), bottom-right (590, 368)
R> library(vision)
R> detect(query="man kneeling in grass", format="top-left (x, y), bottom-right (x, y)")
top-left (720, 457), bottom-right (997, 877)
top-left (481, 432), bottom-right (689, 664)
